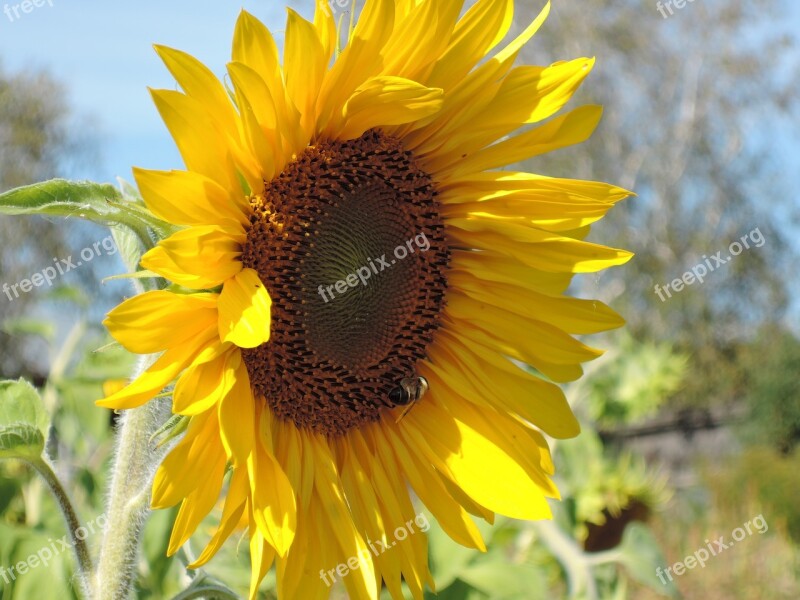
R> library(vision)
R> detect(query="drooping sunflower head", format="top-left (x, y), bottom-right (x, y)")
top-left (99, 1), bottom-right (632, 597)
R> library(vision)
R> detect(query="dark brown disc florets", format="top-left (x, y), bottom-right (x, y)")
top-left (240, 129), bottom-right (449, 436)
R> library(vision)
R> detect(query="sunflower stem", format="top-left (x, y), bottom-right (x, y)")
top-left (94, 356), bottom-right (172, 600)
top-left (532, 519), bottom-right (598, 600)
top-left (26, 457), bottom-right (93, 600)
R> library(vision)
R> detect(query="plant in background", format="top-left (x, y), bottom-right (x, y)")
top-left (0, 1), bottom-right (635, 598)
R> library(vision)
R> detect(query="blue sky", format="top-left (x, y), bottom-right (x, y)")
top-left (0, 0), bottom-right (797, 334)
top-left (0, 0), bottom-right (295, 183)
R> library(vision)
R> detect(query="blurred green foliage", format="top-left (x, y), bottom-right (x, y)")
top-left (739, 326), bottom-right (800, 454)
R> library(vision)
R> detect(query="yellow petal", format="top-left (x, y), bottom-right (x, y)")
top-left (430, 58), bottom-right (596, 165)
top-left (103, 291), bottom-right (218, 354)
top-left (133, 167), bottom-right (249, 228)
top-left (449, 270), bottom-right (625, 334)
top-left (232, 11), bottom-right (304, 157)
top-left (316, 0), bottom-right (395, 136)
top-left (403, 0), bottom-right (550, 151)
top-left (172, 347), bottom-right (238, 416)
top-left (430, 330), bottom-right (579, 438)
top-left (434, 105), bottom-right (603, 177)
top-left (217, 268), bottom-right (272, 348)
top-left (167, 449), bottom-right (227, 555)
top-left (427, 0), bottom-right (514, 90)
top-left (218, 355), bottom-right (256, 465)
top-left (149, 89), bottom-right (239, 191)
top-left (248, 412), bottom-right (297, 557)
top-left (249, 530), bottom-right (277, 600)
top-left (445, 292), bottom-right (603, 366)
top-left (154, 44), bottom-right (239, 137)
top-left (487, 58), bottom-right (596, 127)
top-left (337, 439), bottom-right (404, 599)
top-left (96, 326), bottom-right (219, 410)
top-left (402, 400), bottom-right (552, 520)
top-left (440, 171), bottom-right (631, 202)
top-left (430, 384), bottom-right (560, 496)
top-left (188, 466), bottom-right (249, 569)
top-left (153, 44), bottom-right (263, 188)
top-left (451, 250), bottom-right (573, 295)
top-left (381, 424), bottom-right (486, 551)
top-left (232, 10), bottom-right (282, 94)
top-left (284, 8), bottom-right (327, 141)
top-left (340, 76), bottom-right (444, 140)
top-left (380, 0), bottom-right (462, 82)
top-left (152, 409), bottom-right (224, 509)
top-left (447, 217), bottom-right (633, 273)
top-left (227, 63), bottom-right (280, 180)
top-left (140, 225), bottom-right (243, 290)
top-left (308, 435), bottom-right (379, 600)
top-left (358, 429), bottom-right (432, 598)
top-left (313, 0), bottom-right (337, 60)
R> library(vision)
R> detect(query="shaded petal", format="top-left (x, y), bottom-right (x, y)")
top-left (431, 105), bottom-right (603, 177)
top-left (426, 0), bottom-right (514, 90)
top-left (340, 76), bottom-right (444, 140)
top-left (218, 353), bottom-right (256, 465)
top-left (284, 8), bottom-right (327, 141)
top-left (380, 423), bottom-right (486, 551)
top-left (188, 465), bottom-right (250, 568)
top-left (152, 409), bottom-right (224, 509)
top-left (248, 409), bottom-right (297, 556)
top-left (249, 530), bottom-right (277, 600)
top-left (172, 346), bottom-right (238, 416)
top-left (316, 0), bottom-right (395, 136)
top-left (140, 225), bottom-right (244, 290)
top-left (446, 217), bottom-right (633, 273)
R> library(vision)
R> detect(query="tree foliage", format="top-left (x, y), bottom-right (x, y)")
top-left (519, 0), bottom-right (799, 407)
top-left (0, 62), bottom-right (101, 380)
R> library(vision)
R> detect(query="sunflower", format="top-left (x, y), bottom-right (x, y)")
top-left (98, 0), bottom-right (631, 597)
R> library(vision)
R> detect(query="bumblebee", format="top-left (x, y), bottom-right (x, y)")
top-left (388, 376), bottom-right (429, 422)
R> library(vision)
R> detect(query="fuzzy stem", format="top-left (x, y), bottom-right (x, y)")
top-left (27, 457), bottom-right (93, 599)
top-left (94, 360), bottom-right (171, 600)
top-left (532, 519), bottom-right (598, 600)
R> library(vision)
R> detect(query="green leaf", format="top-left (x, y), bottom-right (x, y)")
top-left (458, 557), bottom-right (548, 599)
top-left (0, 179), bottom-right (176, 248)
top-left (617, 523), bottom-right (679, 598)
top-left (1, 318), bottom-right (56, 341)
top-left (0, 379), bottom-right (49, 461)
top-left (0, 523), bottom-right (80, 599)
top-left (427, 511), bottom-right (479, 590)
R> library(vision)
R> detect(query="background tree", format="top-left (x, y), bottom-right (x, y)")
top-left (519, 0), bottom-right (799, 409)
top-left (0, 61), bottom-right (103, 381)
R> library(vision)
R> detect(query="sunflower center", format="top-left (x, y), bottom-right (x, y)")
top-left (241, 130), bottom-right (449, 436)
